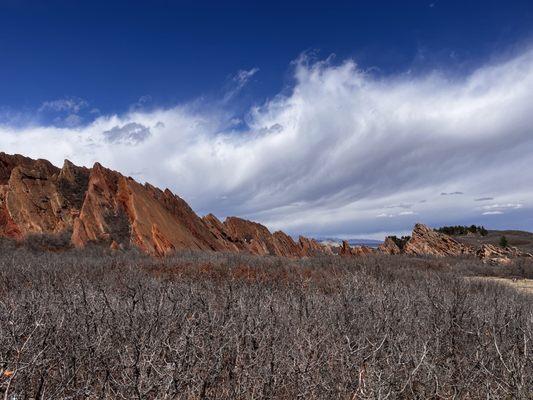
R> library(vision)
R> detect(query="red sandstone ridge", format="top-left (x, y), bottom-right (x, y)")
top-left (202, 215), bottom-right (328, 257)
top-left (0, 152), bottom-right (329, 257)
top-left (402, 223), bottom-right (474, 257)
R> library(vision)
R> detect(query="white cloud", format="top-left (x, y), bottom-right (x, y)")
top-left (482, 203), bottom-right (523, 210)
top-left (398, 211), bottom-right (416, 216)
top-left (234, 67), bottom-right (259, 87)
top-left (377, 213), bottom-right (394, 218)
top-left (483, 211), bottom-right (504, 215)
top-left (1, 49), bottom-right (533, 237)
top-left (38, 97), bottom-right (88, 113)
top-left (223, 67), bottom-right (260, 101)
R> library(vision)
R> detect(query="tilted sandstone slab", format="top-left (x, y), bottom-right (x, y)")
top-left (403, 223), bottom-right (474, 257)
top-left (205, 215), bottom-right (330, 257)
top-left (377, 237), bottom-right (402, 255)
top-left (72, 163), bottom-right (230, 255)
top-left (222, 216), bottom-right (309, 257)
top-left (202, 213), bottom-right (242, 252)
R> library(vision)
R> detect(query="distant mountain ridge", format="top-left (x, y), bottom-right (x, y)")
top-left (0, 152), bottom-right (330, 257)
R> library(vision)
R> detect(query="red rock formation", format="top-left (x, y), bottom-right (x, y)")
top-left (72, 163), bottom-right (232, 255)
top-left (378, 237), bottom-right (401, 255)
top-left (0, 155), bottom-right (89, 237)
top-left (476, 244), bottom-right (533, 265)
top-left (203, 215), bottom-right (331, 257)
top-left (339, 240), bottom-right (374, 256)
top-left (0, 153), bottom-right (35, 185)
top-left (0, 185), bottom-right (22, 239)
top-left (201, 213), bottom-right (241, 252)
top-left (222, 216), bottom-right (315, 257)
top-left (403, 223), bottom-right (474, 257)
top-left (299, 236), bottom-right (333, 256)
top-left (0, 153), bottom-right (328, 257)
top-left (339, 240), bottom-right (352, 256)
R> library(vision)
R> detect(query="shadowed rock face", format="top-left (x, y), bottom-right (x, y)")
top-left (0, 153), bottom-right (329, 257)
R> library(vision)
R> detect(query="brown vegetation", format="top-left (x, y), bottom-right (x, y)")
top-left (0, 241), bottom-right (531, 399)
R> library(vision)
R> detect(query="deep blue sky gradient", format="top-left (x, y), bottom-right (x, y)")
top-left (1, 0), bottom-right (533, 115)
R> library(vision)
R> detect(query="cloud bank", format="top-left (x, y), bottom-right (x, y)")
top-left (1, 49), bottom-right (533, 238)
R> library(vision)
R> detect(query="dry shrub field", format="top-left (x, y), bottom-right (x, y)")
top-left (0, 240), bottom-right (532, 399)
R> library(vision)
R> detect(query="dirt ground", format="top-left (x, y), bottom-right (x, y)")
top-left (470, 276), bottom-right (533, 294)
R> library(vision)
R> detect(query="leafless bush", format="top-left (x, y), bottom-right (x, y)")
top-left (22, 230), bottom-right (73, 252)
top-left (0, 248), bottom-right (531, 399)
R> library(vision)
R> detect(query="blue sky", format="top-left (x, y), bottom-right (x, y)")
top-left (1, 1), bottom-right (533, 238)
top-left (2, 0), bottom-right (532, 116)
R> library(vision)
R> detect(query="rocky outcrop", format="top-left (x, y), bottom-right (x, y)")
top-left (221, 216), bottom-right (328, 257)
top-left (201, 213), bottom-right (241, 252)
top-left (72, 163), bottom-right (236, 255)
top-left (299, 236), bottom-right (333, 256)
top-left (403, 224), bottom-right (474, 257)
top-left (0, 153), bottom-right (330, 257)
top-left (377, 224), bottom-right (532, 264)
top-left (0, 153), bottom-right (36, 185)
top-left (0, 155), bottom-right (89, 238)
top-left (339, 240), bottom-right (374, 256)
top-left (476, 244), bottom-right (533, 265)
top-left (377, 237), bottom-right (401, 255)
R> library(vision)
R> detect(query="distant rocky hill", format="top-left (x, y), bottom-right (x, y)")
top-left (376, 223), bottom-right (533, 265)
top-left (0, 152), bottom-right (328, 257)
top-left (453, 229), bottom-right (533, 253)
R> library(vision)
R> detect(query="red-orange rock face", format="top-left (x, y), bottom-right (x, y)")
top-left (377, 237), bottom-right (401, 255)
top-left (72, 163), bottom-right (234, 255)
top-left (0, 153), bottom-right (89, 237)
top-left (222, 216), bottom-right (324, 257)
top-left (299, 236), bottom-right (333, 256)
top-left (403, 223), bottom-right (473, 257)
top-left (339, 240), bottom-right (374, 256)
top-left (476, 243), bottom-right (532, 265)
top-left (0, 153), bottom-right (329, 257)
